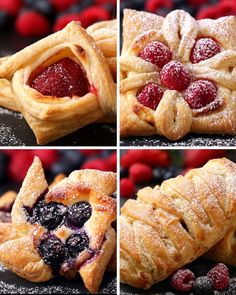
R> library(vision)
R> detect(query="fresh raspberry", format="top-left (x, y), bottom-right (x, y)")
top-left (50, 0), bottom-right (77, 12)
top-left (8, 151), bottom-right (34, 182)
top-left (79, 6), bottom-right (111, 28)
top-left (15, 11), bottom-right (50, 37)
top-left (138, 41), bottom-right (172, 68)
top-left (31, 150), bottom-right (59, 169)
top-left (0, 0), bottom-right (23, 16)
top-left (30, 58), bottom-right (89, 98)
top-left (136, 83), bottom-right (163, 110)
top-left (188, 0), bottom-right (209, 6)
top-left (184, 80), bottom-right (217, 109)
top-left (107, 152), bottom-right (117, 172)
top-left (193, 276), bottom-right (213, 295)
top-left (121, 150), bottom-right (170, 169)
top-left (183, 150), bottom-right (226, 168)
top-left (145, 0), bottom-right (173, 12)
top-left (160, 61), bottom-right (191, 91)
top-left (190, 38), bottom-right (220, 64)
top-left (120, 178), bottom-right (135, 198)
top-left (197, 1), bottom-right (236, 19)
top-left (80, 150), bottom-right (102, 156)
top-left (81, 159), bottom-right (111, 171)
top-left (95, 0), bottom-right (116, 4)
top-left (171, 269), bottom-right (195, 292)
top-left (129, 163), bottom-right (153, 184)
top-left (54, 13), bottom-right (84, 32)
top-left (207, 263), bottom-right (229, 291)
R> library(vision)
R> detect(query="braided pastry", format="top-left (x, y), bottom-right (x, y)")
top-left (0, 157), bottom-right (116, 293)
top-left (120, 158), bottom-right (236, 289)
top-left (120, 9), bottom-right (236, 140)
top-left (0, 21), bottom-right (116, 144)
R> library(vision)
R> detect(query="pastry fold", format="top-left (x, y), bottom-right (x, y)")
top-left (120, 9), bottom-right (236, 140)
top-left (120, 158), bottom-right (236, 289)
top-left (0, 157), bottom-right (116, 293)
top-left (0, 21), bottom-right (116, 144)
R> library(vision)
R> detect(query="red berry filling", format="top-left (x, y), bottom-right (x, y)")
top-left (207, 263), bottom-right (229, 291)
top-left (171, 269), bottom-right (195, 292)
top-left (160, 61), bottom-right (191, 91)
top-left (190, 38), bottom-right (220, 64)
top-left (136, 83), bottom-right (163, 110)
top-left (138, 41), bottom-right (172, 68)
top-left (184, 80), bottom-right (217, 109)
top-left (30, 57), bottom-right (89, 98)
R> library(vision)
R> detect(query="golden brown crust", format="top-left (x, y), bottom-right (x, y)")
top-left (120, 9), bottom-right (236, 140)
top-left (120, 158), bottom-right (236, 289)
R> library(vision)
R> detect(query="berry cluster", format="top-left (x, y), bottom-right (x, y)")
top-left (0, 0), bottom-right (116, 37)
top-left (0, 149), bottom-right (116, 189)
top-left (171, 263), bottom-right (230, 294)
top-left (121, 0), bottom-right (236, 19)
top-left (120, 149), bottom-right (226, 198)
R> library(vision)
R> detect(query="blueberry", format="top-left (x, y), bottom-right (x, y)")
top-left (34, 201), bottom-right (67, 230)
top-left (162, 166), bottom-right (181, 180)
top-left (0, 11), bottom-right (11, 29)
top-left (132, 0), bottom-right (145, 10)
top-left (67, 4), bottom-right (83, 13)
top-left (62, 150), bottom-right (84, 168)
top-left (120, 167), bottom-right (128, 178)
top-left (153, 168), bottom-right (164, 183)
top-left (101, 150), bottom-right (113, 158)
top-left (179, 5), bottom-right (197, 17)
top-left (38, 235), bottom-right (65, 268)
top-left (51, 159), bottom-right (72, 176)
top-left (172, 0), bottom-right (187, 8)
top-left (193, 276), bottom-right (213, 295)
top-left (157, 8), bottom-right (172, 17)
top-left (66, 232), bottom-right (89, 257)
top-left (67, 202), bottom-right (92, 228)
top-left (33, 0), bottom-right (54, 18)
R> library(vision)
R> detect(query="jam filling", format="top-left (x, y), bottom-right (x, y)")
top-left (29, 58), bottom-right (90, 98)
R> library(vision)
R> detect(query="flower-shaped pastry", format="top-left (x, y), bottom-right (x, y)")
top-left (120, 9), bottom-right (236, 140)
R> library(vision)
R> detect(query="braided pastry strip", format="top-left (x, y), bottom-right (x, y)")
top-left (120, 158), bottom-right (236, 289)
top-left (120, 9), bottom-right (236, 140)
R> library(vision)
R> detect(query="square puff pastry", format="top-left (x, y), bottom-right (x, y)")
top-left (120, 9), bottom-right (236, 140)
top-left (0, 157), bottom-right (116, 293)
top-left (120, 158), bottom-right (236, 289)
top-left (0, 21), bottom-right (116, 144)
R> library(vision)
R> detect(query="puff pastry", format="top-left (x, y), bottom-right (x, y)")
top-left (0, 21), bottom-right (116, 144)
top-left (120, 158), bottom-right (236, 289)
top-left (120, 9), bottom-right (236, 140)
top-left (0, 158), bottom-right (116, 293)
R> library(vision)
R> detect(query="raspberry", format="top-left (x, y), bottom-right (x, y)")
top-left (0, 0), bottom-right (23, 16)
top-left (80, 6), bottom-right (111, 28)
top-left (31, 150), bottom-right (59, 169)
top-left (129, 163), bottom-right (153, 184)
top-left (171, 269), bottom-right (195, 292)
top-left (188, 0), bottom-right (209, 5)
top-left (138, 41), bottom-right (172, 68)
top-left (8, 151), bottom-right (34, 182)
top-left (193, 276), bottom-right (213, 295)
top-left (50, 0), bottom-right (77, 12)
top-left (30, 58), bottom-right (89, 98)
top-left (207, 263), bottom-right (229, 291)
top-left (121, 150), bottom-right (170, 168)
top-left (184, 150), bottom-right (226, 168)
top-left (120, 178), bottom-right (135, 198)
top-left (54, 13), bottom-right (84, 32)
top-left (80, 150), bottom-right (101, 156)
top-left (160, 61), bottom-right (191, 91)
top-left (107, 152), bottom-right (117, 172)
top-left (136, 83), bottom-right (163, 110)
top-left (197, 1), bottom-right (236, 19)
top-left (15, 11), bottom-right (50, 37)
top-left (190, 38), bottom-right (220, 64)
top-left (81, 159), bottom-right (111, 171)
top-left (145, 0), bottom-right (173, 12)
top-left (184, 80), bottom-right (217, 109)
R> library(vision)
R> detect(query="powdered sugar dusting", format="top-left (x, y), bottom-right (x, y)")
top-left (0, 124), bottom-right (24, 146)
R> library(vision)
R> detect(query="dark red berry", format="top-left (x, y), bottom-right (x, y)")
top-left (136, 83), bottom-right (163, 110)
top-left (207, 263), bottom-right (229, 291)
top-left (160, 61), bottom-right (191, 91)
top-left (67, 202), bottom-right (92, 228)
top-left (138, 41), bottom-right (172, 68)
top-left (66, 232), bottom-right (89, 257)
top-left (171, 269), bottom-right (195, 292)
top-left (190, 38), bottom-right (220, 64)
top-left (184, 80), bottom-right (217, 109)
top-left (120, 178), bottom-right (135, 198)
top-left (30, 58), bottom-right (89, 98)
top-left (129, 163), bottom-right (153, 184)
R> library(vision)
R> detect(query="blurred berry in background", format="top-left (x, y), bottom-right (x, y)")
top-left (121, 0), bottom-right (236, 19)
top-left (0, 149), bottom-right (116, 194)
top-left (0, 0), bottom-right (116, 37)
top-left (120, 149), bottom-right (231, 198)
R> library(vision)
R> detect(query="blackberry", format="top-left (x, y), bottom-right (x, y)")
top-left (38, 235), bottom-right (65, 268)
top-left (193, 276), bottom-right (213, 295)
top-left (67, 202), bottom-right (92, 228)
top-left (66, 232), bottom-right (89, 257)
